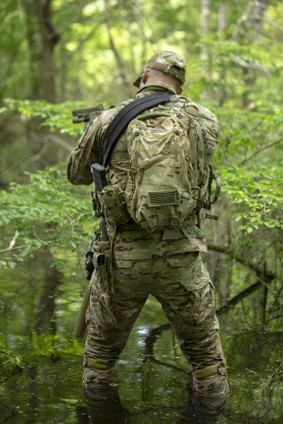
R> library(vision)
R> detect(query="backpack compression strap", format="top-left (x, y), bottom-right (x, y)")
top-left (101, 92), bottom-right (172, 167)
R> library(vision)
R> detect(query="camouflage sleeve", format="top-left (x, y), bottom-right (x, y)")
top-left (198, 104), bottom-right (218, 165)
top-left (66, 102), bottom-right (132, 185)
top-left (66, 114), bottom-right (104, 185)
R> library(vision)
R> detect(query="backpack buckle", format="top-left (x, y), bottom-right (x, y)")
top-left (192, 186), bottom-right (201, 200)
top-left (199, 209), bottom-right (218, 221)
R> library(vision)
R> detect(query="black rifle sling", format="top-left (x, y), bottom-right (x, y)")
top-left (101, 93), bottom-right (172, 167)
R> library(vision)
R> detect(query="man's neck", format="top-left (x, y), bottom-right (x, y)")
top-left (136, 82), bottom-right (177, 95)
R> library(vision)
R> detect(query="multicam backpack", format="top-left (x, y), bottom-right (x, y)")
top-left (99, 94), bottom-right (220, 232)
top-left (123, 101), bottom-right (219, 232)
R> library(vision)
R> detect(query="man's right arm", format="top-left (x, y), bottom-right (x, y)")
top-left (66, 114), bottom-right (104, 185)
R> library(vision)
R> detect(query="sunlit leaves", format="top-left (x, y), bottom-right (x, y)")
top-left (30, 333), bottom-right (83, 359)
top-left (0, 343), bottom-right (25, 383)
top-left (221, 165), bottom-right (283, 233)
top-left (0, 164), bottom-right (98, 268)
top-left (2, 99), bottom-right (87, 136)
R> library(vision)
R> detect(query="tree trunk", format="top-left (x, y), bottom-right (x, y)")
top-left (221, 209), bottom-right (233, 312)
top-left (244, 0), bottom-right (267, 108)
top-left (232, 0), bottom-right (267, 108)
top-left (74, 49), bottom-right (82, 100)
top-left (104, 0), bottom-right (134, 98)
top-left (24, 0), bottom-right (41, 99)
top-left (218, 2), bottom-right (228, 106)
top-left (250, 0), bottom-right (267, 37)
top-left (35, 249), bottom-right (62, 334)
top-left (134, 0), bottom-right (148, 69)
top-left (59, 43), bottom-right (66, 102)
top-left (123, 0), bottom-right (137, 76)
top-left (33, 0), bottom-right (61, 102)
top-left (200, 0), bottom-right (211, 62)
top-left (218, 3), bottom-right (227, 33)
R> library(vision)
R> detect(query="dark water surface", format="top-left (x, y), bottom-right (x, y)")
top-left (0, 259), bottom-right (282, 424)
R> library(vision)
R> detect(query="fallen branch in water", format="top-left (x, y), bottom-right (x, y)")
top-left (207, 243), bottom-right (276, 284)
top-left (217, 280), bottom-right (263, 314)
top-left (144, 323), bottom-right (189, 374)
top-left (208, 243), bottom-right (277, 314)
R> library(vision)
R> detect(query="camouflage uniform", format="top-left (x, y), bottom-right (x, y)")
top-left (67, 51), bottom-right (228, 399)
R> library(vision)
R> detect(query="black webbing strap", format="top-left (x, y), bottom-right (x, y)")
top-left (101, 93), bottom-right (172, 167)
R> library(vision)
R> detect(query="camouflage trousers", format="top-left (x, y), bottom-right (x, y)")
top-left (84, 251), bottom-right (228, 396)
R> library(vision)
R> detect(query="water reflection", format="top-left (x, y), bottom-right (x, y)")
top-left (1, 257), bottom-right (282, 424)
top-left (176, 394), bottom-right (225, 423)
top-left (77, 391), bottom-right (131, 424)
top-left (77, 391), bottom-right (225, 424)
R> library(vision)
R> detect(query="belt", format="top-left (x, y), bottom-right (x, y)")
top-left (117, 221), bottom-right (144, 231)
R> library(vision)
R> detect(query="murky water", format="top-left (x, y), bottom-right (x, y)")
top-left (0, 257), bottom-right (282, 424)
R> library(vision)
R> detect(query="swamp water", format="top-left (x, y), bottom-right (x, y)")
top-left (0, 258), bottom-right (282, 424)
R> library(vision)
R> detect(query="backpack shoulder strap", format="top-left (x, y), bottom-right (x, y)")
top-left (101, 93), bottom-right (172, 167)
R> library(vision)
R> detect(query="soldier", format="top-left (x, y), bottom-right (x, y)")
top-left (67, 51), bottom-right (228, 409)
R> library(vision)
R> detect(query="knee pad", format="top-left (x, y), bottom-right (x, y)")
top-left (194, 363), bottom-right (229, 397)
top-left (86, 357), bottom-right (116, 370)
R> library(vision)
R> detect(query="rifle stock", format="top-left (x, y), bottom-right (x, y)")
top-left (73, 164), bottom-right (109, 338)
top-left (73, 283), bottom-right (91, 338)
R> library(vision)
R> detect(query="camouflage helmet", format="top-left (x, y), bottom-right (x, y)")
top-left (133, 50), bottom-right (186, 88)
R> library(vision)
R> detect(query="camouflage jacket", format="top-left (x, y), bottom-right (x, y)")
top-left (67, 84), bottom-right (218, 260)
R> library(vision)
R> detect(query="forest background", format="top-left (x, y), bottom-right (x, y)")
top-left (0, 0), bottom-right (282, 423)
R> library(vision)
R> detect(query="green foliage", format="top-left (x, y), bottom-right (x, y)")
top-left (213, 105), bottom-right (283, 235)
top-left (2, 99), bottom-right (86, 136)
top-left (247, 361), bottom-right (283, 423)
top-left (221, 165), bottom-right (283, 234)
top-left (0, 343), bottom-right (25, 384)
top-left (224, 330), bottom-right (283, 423)
top-left (30, 333), bottom-right (83, 359)
top-left (0, 164), bottom-right (98, 269)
